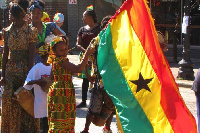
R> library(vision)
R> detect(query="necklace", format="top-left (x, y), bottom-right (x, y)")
top-left (37, 22), bottom-right (47, 42)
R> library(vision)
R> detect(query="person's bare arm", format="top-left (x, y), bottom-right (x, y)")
top-left (76, 35), bottom-right (86, 52)
top-left (26, 79), bottom-right (47, 88)
top-left (61, 57), bottom-right (88, 73)
top-left (61, 46), bottom-right (95, 73)
top-left (28, 42), bottom-right (36, 70)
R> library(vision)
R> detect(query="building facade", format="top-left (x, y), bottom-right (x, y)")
top-left (0, 0), bottom-right (199, 59)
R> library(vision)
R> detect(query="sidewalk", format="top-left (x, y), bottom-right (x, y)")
top-left (167, 57), bottom-right (200, 88)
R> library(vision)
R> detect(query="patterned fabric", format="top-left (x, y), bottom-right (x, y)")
top-left (89, 87), bottom-right (115, 115)
top-left (1, 22), bottom-right (40, 133)
top-left (48, 57), bottom-right (76, 133)
top-left (31, 22), bottom-right (56, 64)
top-left (50, 36), bottom-right (66, 47)
top-left (77, 52), bottom-right (92, 78)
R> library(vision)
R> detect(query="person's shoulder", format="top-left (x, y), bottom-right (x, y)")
top-left (41, 63), bottom-right (52, 68)
top-left (3, 23), bottom-right (13, 32)
top-left (78, 26), bottom-right (86, 34)
top-left (28, 63), bottom-right (41, 73)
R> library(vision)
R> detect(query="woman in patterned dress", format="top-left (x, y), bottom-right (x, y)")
top-left (29, 0), bottom-right (64, 64)
top-left (48, 36), bottom-right (95, 132)
top-left (0, 0), bottom-right (40, 132)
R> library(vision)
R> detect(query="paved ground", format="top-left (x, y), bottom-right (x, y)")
top-left (0, 53), bottom-right (199, 133)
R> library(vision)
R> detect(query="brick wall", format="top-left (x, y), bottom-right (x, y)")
top-left (67, 1), bottom-right (78, 48)
top-left (67, 0), bottom-right (95, 49)
top-left (66, 0), bottom-right (118, 49)
top-left (44, 0), bottom-right (68, 34)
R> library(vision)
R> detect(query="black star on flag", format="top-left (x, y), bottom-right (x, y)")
top-left (130, 72), bottom-right (153, 93)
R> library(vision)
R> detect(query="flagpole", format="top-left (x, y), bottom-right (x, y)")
top-left (177, 0), bottom-right (194, 80)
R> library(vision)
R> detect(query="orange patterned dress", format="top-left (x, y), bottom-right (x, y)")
top-left (1, 22), bottom-right (40, 133)
top-left (48, 57), bottom-right (76, 133)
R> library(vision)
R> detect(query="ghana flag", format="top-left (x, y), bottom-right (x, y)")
top-left (97, 0), bottom-right (197, 132)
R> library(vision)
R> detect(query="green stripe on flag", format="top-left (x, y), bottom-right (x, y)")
top-left (97, 24), bottom-right (153, 132)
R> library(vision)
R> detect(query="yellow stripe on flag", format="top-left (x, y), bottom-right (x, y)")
top-left (110, 10), bottom-right (174, 132)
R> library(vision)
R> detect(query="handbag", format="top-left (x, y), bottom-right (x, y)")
top-left (14, 87), bottom-right (34, 117)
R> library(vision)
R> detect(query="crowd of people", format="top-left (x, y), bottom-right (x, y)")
top-left (0, 0), bottom-right (116, 133)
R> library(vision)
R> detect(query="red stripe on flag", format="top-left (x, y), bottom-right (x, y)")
top-left (109, 0), bottom-right (197, 132)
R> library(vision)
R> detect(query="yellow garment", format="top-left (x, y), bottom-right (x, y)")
top-left (41, 12), bottom-right (50, 23)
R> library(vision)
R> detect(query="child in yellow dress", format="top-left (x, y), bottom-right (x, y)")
top-left (47, 36), bottom-right (95, 132)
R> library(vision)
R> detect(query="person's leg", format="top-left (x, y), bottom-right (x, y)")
top-left (80, 112), bottom-right (93, 133)
top-left (105, 114), bottom-right (113, 129)
top-left (77, 78), bottom-right (89, 108)
top-left (103, 114), bottom-right (114, 133)
top-left (42, 117), bottom-right (49, 133)
top-left (82, 78), bottom-right (89, 102)
top-left (102, 89), bottom-right (115, 133)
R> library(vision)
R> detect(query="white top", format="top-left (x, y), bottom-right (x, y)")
top-left (192, 68), bottom-right (200, 92)
top-left (23, 63), bottom-right (52, 118)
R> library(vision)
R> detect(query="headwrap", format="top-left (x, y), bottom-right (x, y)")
top-left (47, 37), bottom-right (66, 63)
top-left (50, 37), bottom-right (66, 48)
top-left (39, 43), bottom-right (49, 56)
top-left (29, 0), bottom-right (44, 11)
